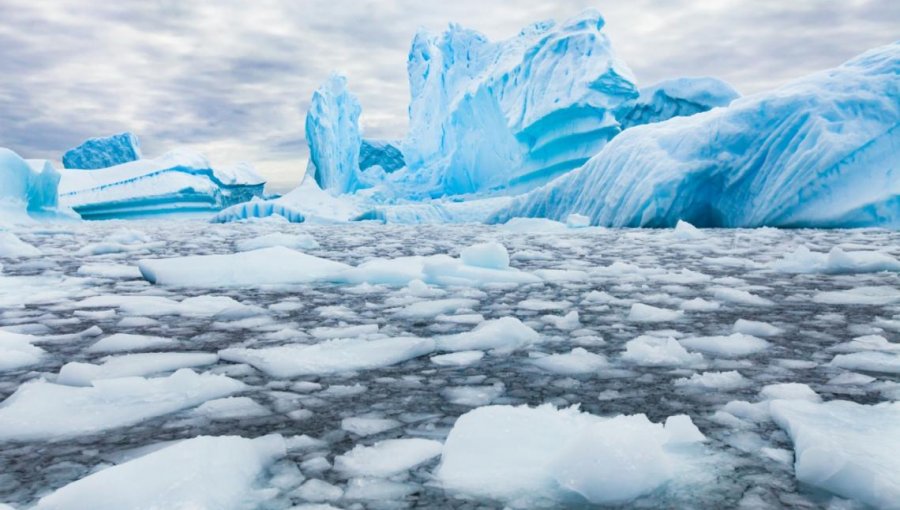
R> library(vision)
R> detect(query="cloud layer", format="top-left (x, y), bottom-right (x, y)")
top-left (1, 0), bottom-right (896, 189)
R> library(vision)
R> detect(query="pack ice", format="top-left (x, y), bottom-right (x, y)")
top-left (494, 42), bottom-right (900, 228)
top-left (58, 133), bottom-right (265, 219)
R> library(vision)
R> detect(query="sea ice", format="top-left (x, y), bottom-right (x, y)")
top-left (334, 438), bottom-right (443, 477)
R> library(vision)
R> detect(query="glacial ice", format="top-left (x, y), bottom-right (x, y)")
top-left (616, 77), bottom-right (739, 130)
top-left (770, 399), bottom-right (900, 508)
top-left (399, 10), bottom-right (638, 198)
top-left (437, 404), bottom-right (707, 505)
top-left (34, 434), bottom-right (285, 510)
top-left (0, 148), bottom-right (64, 222)
top-left (494, 42), bottom-right (900, 228)
top-left (0, 369), bottom-right (244, 441)
top-left (306, 75), bottom-right (364, 195)
top-left (62, 132), bottom-right (142, 170)
top-left (359, 139), bottom-right (405, 173)
top-left (59, 148), bottom-right (265, 219)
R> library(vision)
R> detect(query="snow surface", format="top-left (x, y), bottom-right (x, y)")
top-left (494, 43), bottom-right (900, 228)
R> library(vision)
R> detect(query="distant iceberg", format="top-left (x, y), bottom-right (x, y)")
top-left (493, 43), bottom-right (900, 228)
top-left (62, 132), bottom-right (142, 170)
top-left (60, 148), bottom-right (266, 220)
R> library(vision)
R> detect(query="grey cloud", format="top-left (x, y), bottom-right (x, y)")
top-left (0, 0), bottom-right (896, 184)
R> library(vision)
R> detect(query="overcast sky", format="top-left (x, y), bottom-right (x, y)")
top-left (1, 0), bottom-right (896, 190)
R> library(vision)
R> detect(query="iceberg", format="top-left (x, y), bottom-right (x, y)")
top-left (59, 148), bottom-right (266, 219)
top-left (0, 148), bottom-right (66, 222)
top-left (306, 74), bottom-right (364, 195)
top-left (493, 43), bottom-right (900, 228)
top-left (359, 139), bottom-right (405, 173)
top-left (62, 132), bottom-right (142, 170)
top-left (398, 10), bottom-right (638, 198)
top-left (212, 177), bottom-right (364, 223)
top-left (616, 77), bottom-right (739, 129)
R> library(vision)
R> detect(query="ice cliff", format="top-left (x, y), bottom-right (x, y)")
top-left (62, 132), bottom-right (142, 170)
top-left (493, 43), bottom-right (900, 228)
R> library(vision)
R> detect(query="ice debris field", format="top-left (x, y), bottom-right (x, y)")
top-left (0, 220), bottom-right (898, 509)
top-left (0, 6), bottom-right (899, 510)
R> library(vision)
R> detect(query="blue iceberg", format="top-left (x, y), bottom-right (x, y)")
top-left (493, 43), bottom-right (900, 229)
top-left (360, 139), bottom-right (404, 173)
top-left (616, 77), bottom-right (740, 130)
top-left (62, 132), bottom-right (142, 170)
top-left (59, 149), bottom-right (266, 220)
top-left (0, 148), bottom-right (69, 222)
top-left (395, 10), bottom-right (638, 198)
top-left (306, 74), bottom-right (364, 196)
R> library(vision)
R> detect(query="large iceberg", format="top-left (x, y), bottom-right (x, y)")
top-left (616, 77), bottom-right (740, 129)
top-left (0, 148), bottom-right (67, 222)
top-left (360, 139), bottom-right (405, 173)
top-left (306, 74), bottom-right (364, 195)
top-left (59, 148), bottom-right (266, 219)
top-left (62, 132), bottom-right (142, 170)
top-left (494, 43), bottom-right (900, 228)
top-left (398, 10), bottom-right (638, 198)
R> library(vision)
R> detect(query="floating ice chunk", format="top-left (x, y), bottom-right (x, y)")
top-left (518, 299), bottom-right (571, 311)
top-left (733, 319), bottom-right (782, 337)
top-left (829, 351), bottom-right (900, 374)
top-left (566, 214), bottom-right (591, 228)
top-left (831, 334), bottom-right (900, 353)
top-left (341, 417), bottom-right (402, 437)
top-left (437, 404), bottom-right (706, 505)
top-left (673, 220), bottom-right (705, 240)
top-left (442, 383), bottom-right (505, 406)
top-left (235, 232), bottom-right (319, 252)
top-left (622, 335), bottom-right (703, 367)
top-left (86, 333), bottom-right (177, 353)
top-left (139, 246), bottom-right (351, 287)
top-left (57, 352), bottom-right (219, 385)
top-left (500, 217), bottom-right (570, 233)
top-left (310, 324), bottom-right (379, 339)
top-left (76, 263), bottom-right (143, 279)
top-left (436, 317), bottom-right (540, 353)
top-left (628, 303), bottom-right (684, 322)
top-left (664, 414), bottom-right (707, 444)
top-left (189, 396), bottom-right (270, 420)
top-left (293, 479), bottom-right (344, 502)
top-left (0, 330), bottom-right (45, 372)
top-left (422, 253), bottom-right (542, 286)
top-left (430, 350), bottom-right (484, 367)
top-left (35, 434), bottom-right (284, 510)
top-left (827, 372), bottom-right (876, 385)
top-left (679, 298), bottom-right (720, 311)
top-left (219, 336), bottom-right (435, 377)
top-left (459, 241), bottom-right (510, 270)
top-left (531, 348), bottom-right (608, 375)
top-left (760, 383), bottom-right (820, 402)
top-left (335, 438), bottom-right (442, 477)
top-left (770, 399), bottom-right (900, 509)
top-left (0, 369), bottom-right (244, 441)
top-left (395, 298), bottom-right (479, 319)
top-left (0, 232), bottom-right (41, 258)
top-left (674, 371), bottom-right (749, 390)
top-left (344, 478), bottom-right (417, 501)
top-left (76, 294), bottom-right (249, 317)
top-left (712, 287), bottom-right (774, 307)
top-left (813, 286), bottom-right (900, 306)
top-left (542, 310), bottom-right (581, 330)
top-left (771, 246), bottom-right (900, 274)
top-left (679, 333), bottom-right (770, 357)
